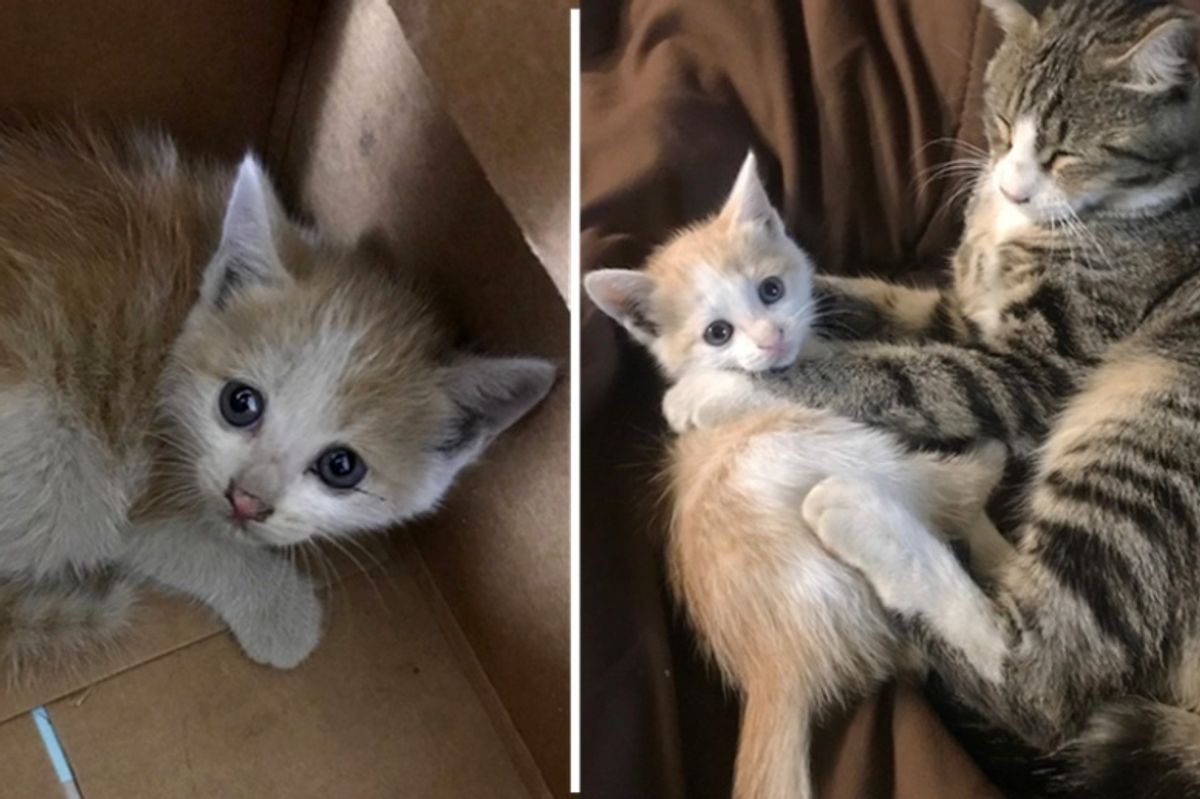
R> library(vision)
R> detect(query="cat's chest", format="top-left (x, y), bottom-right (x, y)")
top-left (954, 197), bottom-right (1045, 342)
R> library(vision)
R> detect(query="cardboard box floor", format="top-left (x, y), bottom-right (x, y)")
top-left (0, 0), bottom-right (568, 796)
top-left (2, 544), bottom-right (531, 798)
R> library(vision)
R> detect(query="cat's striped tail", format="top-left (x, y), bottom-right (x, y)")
top-left (1061, 698), bottom-right (1200, 799)
top-left (0, 573), bottom-right (136, 681)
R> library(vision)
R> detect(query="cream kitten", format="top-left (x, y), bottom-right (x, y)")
top-left (0, 122), bottom-right (554, 674)
top-left (586, 154), bottom-right (1007, 799)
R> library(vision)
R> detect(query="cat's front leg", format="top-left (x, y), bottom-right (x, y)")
top-left (754, 340), bottom-right (1077, 454)
top-left (123, 519), bottom-right (322, 669)
top-left (663, 369), bottom-right (782, 432)
top-left (220, 555), bottom-right (323, 670)
top-left (812, 275), bottom-right (967, 345)
top-left (801, 477), bottom-right (1009, 684)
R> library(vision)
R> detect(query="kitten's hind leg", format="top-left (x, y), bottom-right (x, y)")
top-left (803, 477), bottom-right (1010, 683)
top-left (1, 571), bottom-right (137, 681)
top-left (123, 520), bottom-right (322, 669)
top-left (0, 384), bottom-right (127, 577)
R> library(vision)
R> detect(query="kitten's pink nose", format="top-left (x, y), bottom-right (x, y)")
top-left (751, 323), bottom-right (784, 352)
top-left (225, 483), bottom-right (273, 522)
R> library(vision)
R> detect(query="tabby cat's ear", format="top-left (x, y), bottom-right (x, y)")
top-left (982, 0), bottom-right (1037, 36)
top-left (200, 155), bottom-right (292, 310)
top-left (719, 151), bottom-right (781, 233)
top-left (584, 269), bottom-right (660, 345)
top-left (1112, 13), bottom-right (1199, 94)
top-left (434, 355), bottom-right (557, 465)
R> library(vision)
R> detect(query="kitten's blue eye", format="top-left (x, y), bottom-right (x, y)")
top-left (758, 277), bottom-right (785, 305)
top-left (220, 381), bottom-right (265, 428)
top-left (704, 320), bottom-right (733, 346)
top-left (314, 447), bottom-right (367, 489)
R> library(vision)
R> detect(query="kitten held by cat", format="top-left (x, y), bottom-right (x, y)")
top-left (0, 122), bottom-right (554, 674)
top-left (586, 159), bottom-right (1008, 799)
top-left (665, 1), bottom-right (1200, 795)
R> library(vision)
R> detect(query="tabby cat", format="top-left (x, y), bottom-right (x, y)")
top-left (0, 122), bottom-right (554, 674)
top-left (668, 1), bottom-right (1200, 795)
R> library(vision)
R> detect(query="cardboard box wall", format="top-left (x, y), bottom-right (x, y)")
top-left (0, 0), bottom-right (568, 796)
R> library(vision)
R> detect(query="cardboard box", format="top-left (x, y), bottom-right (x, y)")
top-left (0, 0), bottom-right (568, 796)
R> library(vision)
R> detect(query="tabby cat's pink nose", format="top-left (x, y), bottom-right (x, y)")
top-left (225, 483), bottom-right (273, 522)
top-left (1000, 184), bottom-right (1031, 205)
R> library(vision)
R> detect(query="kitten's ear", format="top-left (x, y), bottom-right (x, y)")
top-left (583, 269), bottom-right (660, 345)
top-left (435, 355), bottom-right (557, 464)
top-left (719, 151), bottom-right (781, 233)
top-left (200, 155), bottom-right (292, 310)
top-left (982, 0), bottom-right (1037, 36)
top-left (1112, 13), bottom-right (1199, 94)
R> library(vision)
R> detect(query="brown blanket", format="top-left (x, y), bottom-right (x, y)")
top-left (582, 0), bottom-right (1014, 796)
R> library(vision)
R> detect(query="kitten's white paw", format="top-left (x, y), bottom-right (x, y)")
top-left (803, 477), bottom-right (935, 603)
top-left (802, 476), bottom-right (880, 570)
top-left (229, 569), bottom-right (323, 670)
top-left (662, 369), bottom-right (759, 432)
top-left (662, 381), bottom-right (702, 432)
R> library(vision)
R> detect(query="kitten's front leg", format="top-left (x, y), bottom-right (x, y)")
top-left (801, 477), bottom-right (1009, 683)
top-left (123, 519), bottom-right (322, 669)
top-left (663, 369), bottom-right (782, 432)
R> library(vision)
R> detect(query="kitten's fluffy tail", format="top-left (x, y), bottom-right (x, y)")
top-left (0, 574), bottom-right (136, 681)
top-left (1059, 698), bottom-right (1200, 799)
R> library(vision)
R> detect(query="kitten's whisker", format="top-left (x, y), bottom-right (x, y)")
top-left (306, 539), bottom-right (335, 591)
top-left (324, 542), bottom-right (351, 620)
top-left (297, 543), bottom-right (311, 580)
top-left (308, 540), bottom-right (346, 618)
top-left (342, 534), bottom-right (399, 596)
top-left (811, 311), bottom-right (871, 342)
top-left (323, 535), bottom-right (387, 612)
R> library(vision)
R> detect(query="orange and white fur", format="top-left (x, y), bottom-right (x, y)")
top-left (587, 155), bottom-right (1006, 798)
top-left (0, 122), bottom-right (554, 676)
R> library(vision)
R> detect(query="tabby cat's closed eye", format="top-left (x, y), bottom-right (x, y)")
top-left (1042, 150), bottom-right (1076, 172)
top-left (994, 115), bottom-right (1013, 149)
